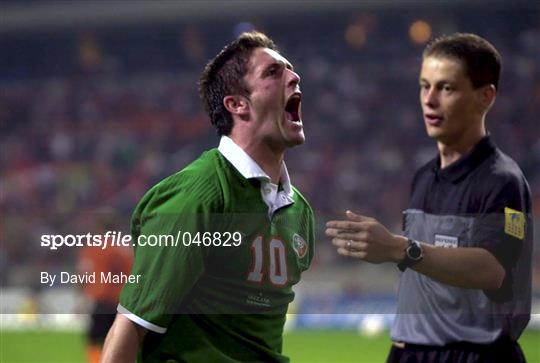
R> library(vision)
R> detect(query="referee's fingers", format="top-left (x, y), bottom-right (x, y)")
top-left (326, 230), bottom-right (363, 241)
top-left (335, 231), bottom-right (357, 240)
top-left (346, 210), bottom-right (374, 222)
top-left (325, 228), bottom-right (357, 239)
top-left (324, 227), bottom-right (338, 237)
top-left (331, 237), bottom-right (350, 247)
top-left (337, 247), bottom-right (366, 259)
top-left (326, 221), bottom-right (368, 232)
top-left (332, 238), bottom-right (368, 251)
top-left (326, 220), bottom-right (360, 230)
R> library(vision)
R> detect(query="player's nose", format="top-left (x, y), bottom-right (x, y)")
top-left (287, 69), bottom-right (300, 89)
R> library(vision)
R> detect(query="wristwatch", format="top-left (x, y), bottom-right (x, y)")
top-left (397, 238), bottom-right (424, 271)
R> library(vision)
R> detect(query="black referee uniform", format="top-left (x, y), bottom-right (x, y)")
top-left (389, 135), bottom-right (533, 363)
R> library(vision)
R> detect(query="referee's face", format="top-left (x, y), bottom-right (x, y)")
top-left (419, 56), bottom-right (485, 147)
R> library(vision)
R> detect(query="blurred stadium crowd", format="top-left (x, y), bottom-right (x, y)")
top-left (1, 5), bottom-right (539, 295)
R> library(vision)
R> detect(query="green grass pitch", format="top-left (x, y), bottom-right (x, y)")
top-left (0, 329), bottom-right (538, 362)
top-left (283, 330), bottom-right (540, 362)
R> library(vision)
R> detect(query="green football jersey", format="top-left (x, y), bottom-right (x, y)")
top-left (119, 148), bottom-right (315, 362)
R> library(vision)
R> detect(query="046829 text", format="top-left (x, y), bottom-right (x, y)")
top-left (40, 231), bottom-right (242, 250)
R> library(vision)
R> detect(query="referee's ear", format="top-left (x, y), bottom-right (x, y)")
top-left (480, 84), bottom-right (497, 112)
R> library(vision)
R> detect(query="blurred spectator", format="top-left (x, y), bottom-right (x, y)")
top-left (1, 8), bottom-right (538, 294)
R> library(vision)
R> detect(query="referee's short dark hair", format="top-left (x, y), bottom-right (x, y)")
top-left (199, 31), bottom-right (277, 136)
top-left (423, 33), bottom-right (502, 90)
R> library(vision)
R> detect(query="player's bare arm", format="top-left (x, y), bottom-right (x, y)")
top-left (100, 314), bottom-right (147, 363)
top-left (326, 210), bottom-right (505, 290)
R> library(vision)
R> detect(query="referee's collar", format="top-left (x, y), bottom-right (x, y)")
top-left (432, 135), bottom-right (497, 182)
top-left (217, 136), bottom-right (293, 197)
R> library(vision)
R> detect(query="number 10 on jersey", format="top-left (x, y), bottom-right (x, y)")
top-left (247, 236), bottom-right (288, 286)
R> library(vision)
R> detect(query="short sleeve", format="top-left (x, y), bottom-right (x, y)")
top-left (474, 176), bottom-right (528, 270)
top-left (119, 180), bottom-right (222, 332)
top-left (472, 176), bottom-right (529, 301)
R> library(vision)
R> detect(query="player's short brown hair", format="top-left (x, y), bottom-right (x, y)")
top-left (423, 33), bottom-right (502, 90)
top-left (199, 31), bottom-right (277, 136)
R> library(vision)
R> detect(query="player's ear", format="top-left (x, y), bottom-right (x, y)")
top-left (223, 95), bottom-right (250, 120)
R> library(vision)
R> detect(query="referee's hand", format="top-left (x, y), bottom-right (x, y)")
top-left (325, 210), bottom-right (407, 264)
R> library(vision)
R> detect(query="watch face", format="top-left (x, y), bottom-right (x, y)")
top-left (407, 244), bottom-right (422, 260)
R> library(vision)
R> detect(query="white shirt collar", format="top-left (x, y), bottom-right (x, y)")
top-left (217, 136), bottom-right (293, 198)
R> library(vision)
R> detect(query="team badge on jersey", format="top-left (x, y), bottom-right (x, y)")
top-left (292, 233), bottom-right (308, 258)
top-left (504, 207), bottom-right (525, 240)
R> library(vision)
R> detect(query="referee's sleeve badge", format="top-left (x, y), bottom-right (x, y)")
top-left (504, 207), bottom-right (525, 240)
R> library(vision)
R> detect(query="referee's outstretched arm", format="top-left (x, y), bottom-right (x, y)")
top-left (325, 210), bottom-right (505, 290)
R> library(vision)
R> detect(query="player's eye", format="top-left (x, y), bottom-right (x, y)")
top-left (266, 65), bottom-right (283, 78)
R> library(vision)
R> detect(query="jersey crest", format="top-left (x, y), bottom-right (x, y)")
top-left (292, 233), bottom-right (308, 258)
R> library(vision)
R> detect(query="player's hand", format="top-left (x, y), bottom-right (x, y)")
top-left (325, 210), bottom-right (406, 263)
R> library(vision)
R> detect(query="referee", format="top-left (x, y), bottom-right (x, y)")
top-left (326, 33), bottom-right (533, 363)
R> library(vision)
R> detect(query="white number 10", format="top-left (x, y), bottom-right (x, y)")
top-left (247, 236), bottom-right (288, 286)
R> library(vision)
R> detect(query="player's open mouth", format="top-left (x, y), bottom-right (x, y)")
top-left (285, 92), bottom-right (302, 123)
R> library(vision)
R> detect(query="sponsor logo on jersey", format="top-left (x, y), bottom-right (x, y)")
top-left (246, 293), bottom-right (271, 307)
top-left (434, 234), bottom-right (458, 248)
top-left (292, 233), bottom-right (308, 258)
top-left (504, 207), bottom-right (525, 240)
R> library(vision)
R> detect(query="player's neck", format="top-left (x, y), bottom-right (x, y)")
top-left (437, 128), bottom-right (485, 169)
top-left (231, 137), bottom-right (284, 183)
top-left (252, 152), bottom-right (283, 184)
